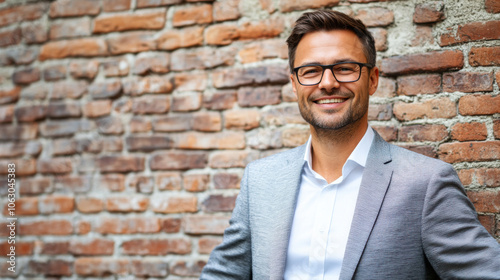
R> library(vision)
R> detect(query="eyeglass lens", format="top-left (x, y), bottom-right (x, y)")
top-left (297, 63), bottom-right (362, 85)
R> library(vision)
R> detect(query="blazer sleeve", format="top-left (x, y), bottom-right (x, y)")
top-left (200, 165), bottom-right (252, 279)
top-left (421, 163), bottom-right (500, 279)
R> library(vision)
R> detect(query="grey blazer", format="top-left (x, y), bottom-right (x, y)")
top-left (201, 132), bottom-right (500, 279)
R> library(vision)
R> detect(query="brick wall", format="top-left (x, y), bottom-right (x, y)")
top-left (0, 0), bottom-right (498, 278)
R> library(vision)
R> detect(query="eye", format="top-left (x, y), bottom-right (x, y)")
top-left (299, 66), bottom-right (322, 76)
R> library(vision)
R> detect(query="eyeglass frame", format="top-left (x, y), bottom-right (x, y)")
top-left (292, 61), bottom-right (374, 86)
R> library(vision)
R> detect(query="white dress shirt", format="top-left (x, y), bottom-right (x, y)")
top-left (284, 127), bottom-right (375, 280)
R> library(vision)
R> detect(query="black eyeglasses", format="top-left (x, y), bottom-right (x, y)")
top-left (293, 62), bottom-right (373, 86)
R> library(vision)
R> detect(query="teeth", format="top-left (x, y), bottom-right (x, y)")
top-left (317, 98), bottom-right (344, 104)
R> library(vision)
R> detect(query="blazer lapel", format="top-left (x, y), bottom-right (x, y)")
top-left (268, 145), bottom-right (306, 280)
top-left (339, 132), bottom-right (393, 280)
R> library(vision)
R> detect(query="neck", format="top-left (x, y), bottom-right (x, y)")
top-left (309, 121), bottom-right (368, 183)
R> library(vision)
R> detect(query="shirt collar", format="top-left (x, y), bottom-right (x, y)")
top-left (303, 126), bottom-right (375, 171)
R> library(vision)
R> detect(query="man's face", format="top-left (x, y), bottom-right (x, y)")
top-left (290, 30), bottom-right (379, 131)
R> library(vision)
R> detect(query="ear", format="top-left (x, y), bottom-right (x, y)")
top-left (368, 66), bottom-right (379, 96)
top-left (290, 73), bottom-right (298, 98)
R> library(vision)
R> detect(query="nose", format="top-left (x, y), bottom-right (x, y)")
top-left (318, 68), bottom-right (340, 91)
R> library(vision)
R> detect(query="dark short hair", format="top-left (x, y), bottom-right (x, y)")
top-left (286, 10), bottom-right (376, 73)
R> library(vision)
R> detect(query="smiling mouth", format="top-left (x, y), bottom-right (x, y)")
top-left (315, 98), bottom-right (346, 104)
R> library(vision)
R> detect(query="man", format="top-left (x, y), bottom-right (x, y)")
top-left (200, 10), bottom-right (500, 280)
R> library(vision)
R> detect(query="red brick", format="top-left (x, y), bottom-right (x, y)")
top-left (262, 104), bottom-right (305, 126)
top-left (41, 119), bottom-right (87, 137)
top-left (368, 104), bottom-right (392, 121)
top-left (49, 0), bottom-right (100, 18)
top-left (22, 23), bottom-right (48, 44)
top-left (458, 94), bottom-right (500, 116)
top-left (0, 86), bottom-right (21, 104)
top-left (51, 80), bottom-right (89, 99)
top-left (0, 3), bottom-right (48, 27)
top-left (0, 105), bottom-right (13, 123)
top-left (40, 38), bottom-right (108, 60)
top-left (411, 26), bottom-right (435, 46)
top-left (192, 111), bottom-right (222, 132)
top-left (397, 74), bottom-right (441, 96)
top-left (223, 109), bottom-right (260, 130)
top-left (282, 126), bottom-right (310, 147)
top-left (0, 28), bottom-right (21, 47)
top-left (76, 197), bottom-right (103, 213)
top-left (96, 116), bottom-right (124, 135)
top-left (137, 0), bottom-right (182, 8)
top-left (380, 50), bottom-right (463, 76)
top-left (439, 141), bottom-right (500, 163)
top-left (467, 190), bottom-right (500, 213)
top-left (478, 215), bottom-right (495, 236)
top-left (12, 67), bottom-right (40, 85)
top-left (170, 46), bottom-right (237, 71)
top-left (443, 72), bottom-right (493, 93)
top-left (0, 241), bottom-right (33, 256)
top-left (458, 168), bottom-right (500, 188)
top-left (74, 258), bottom-right (129, 277)
top-left (393, 97), bottom-right (456, 121)
top-left (49, 18), bottom-right (91, 40)
top-left (469, 46), bottom-right (500, 67)
top-left (413, 1), bottom-right (445, 23)
top-left (370, 27), bottom-right (388, 51)
top-left (14, 104), bottom-right (46, 122)
top-left (198, 237), bottom-right (222, 254)
top-left (485, 0), bottom-right (500, 13)
top-left (103, 0), bottom-right (131, 12)
top-left (162, 217), bottom-right (182, 233)
top-left (41, 241), bottom-right (69, 255)
top-left (107, 31), bottom-right (156, 55)
top-left (100, 174), bottom-right (125, 192)
top-left (98, 155), bottom-right (144, 173)
top-left (128, 175), bottom-right (154, 193)
top-left (130, 116), bottom-right (152, 133)
top-left (122, 238), bottom-right (191, 255)
top-left (155, 172), bottom-right (182, 190)
top-left (399, 124), bottom-right (448, 142)
top-left (239, 38), bottom-right (287, 64)
top-left (82, 100), bottom-right (112, 118)
top-left (150, 151), bottom-right (207, 170)
top-left (213, 64), bottom-right (289, 88)
top-left (278, 0), bottom-right (339, 12)
top-left (19, 219), bottom-right (73, 235)
top-left (171, 260), bottom-right (206, 277)
top-left (133, 52), bottom-right (170, 75)
top-left (54, 175), bottom-right (92, 193)
top-left (131, 259), bottom-right (168, 277)
top-left (209, 151), bottom-right (258, 169)
top-left (123, 75), bottom-right (173, 95)
top-left (132, 96), bottom-right (170, 114)
top-left (239, 17), bottom-right (285, 40)
top-left (38, 158), bottom-right (72, 174)
top-left (175, 131), bottom-right (246, 150)
top-left (2, 47), bottom-right (38, 66)
top-left (173, 4), bottom-right (213, 27)
top-left (152, 196), bottom-right (198, 213)
top-left (171, 92), bottom-right (202, 112)
top-left (94, 10), bottom-right (165, 33)
top-left (205, 23), bottom-right (239, 45)
top-left (106, 196), bottom-right (149, 212)
top-left (2, 197), bottom-right (38, 216)
top-left (399, 144), bottom-right (437, 158)
top-left (238, 86), bottom-right (282, 107)
top-left (47, 102), bottom-right (81, 118)
top-left (440, 20), bottom-right (500, 46)
top-left (126, 135), bottom-right (174, 151)
top-left (247, 128), bottom-right (283, 149)
top-left (378, 128), bottom-right (402, 144)
top-left (25, 259), bottom-right (73, 277)
top-left (89, 80), bottom-right (122, 99)
top-left (202, 194), bottom-right (237, 212)
top-left (451, 122), bottom-right (488, 141)
top-left (69, 60), bottom-right (99, 79)
top-left (183, 173), bottom-right (209, 192)
top-left (102, 57), bottom-right (129, 77)
top-left (39, 195), bottom-right (74, 214)
top-left (183, 215), bottom-right (230, 234)
top-left (77, 221), bottom-right (91, 235)
top-left (204, 90), bottom-right (237, 110)
top-left (0, 158), bottom-right (36, 176)
top-left (96, 217), bottom-right (161, 234)
top-left (0, 141), bottom-right (41, 158)
top-left (156, 26), bottom-right (204, 50)
top-left (174, 72), bottom-right (207, 92)
top-left (19, 177), bottom-right (52, 195)
top-left (356, 7), bottom-right (394, 27)
top-left (214, 0), bottom-right (240, 22)
top-left (495, 119), bottom-right (500, 140)
top-left (69, 238), bottom-right (114, 255)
